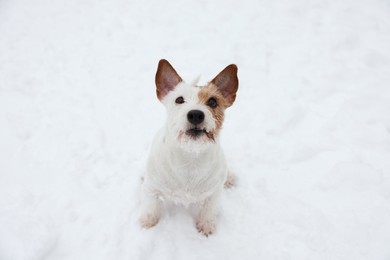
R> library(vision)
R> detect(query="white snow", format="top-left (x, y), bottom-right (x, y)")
top-left (1, 0), bottom-right (390, 259)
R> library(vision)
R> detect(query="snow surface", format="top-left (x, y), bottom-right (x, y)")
top-left (1, 0), bottom-right (390, 259)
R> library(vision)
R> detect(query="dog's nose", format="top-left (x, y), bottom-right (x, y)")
top-left (187, 110), bottom-right (205, 125)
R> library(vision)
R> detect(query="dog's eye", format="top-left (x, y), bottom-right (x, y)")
top-left (175, 96), bottom-right (184, 104)
top-left (206, 97), bottom-right (218, 108)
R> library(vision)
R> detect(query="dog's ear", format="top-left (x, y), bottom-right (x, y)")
top-left (211, 64), bottom-right (238, 107)
top-left (155, 59), bottom-right (183, 101)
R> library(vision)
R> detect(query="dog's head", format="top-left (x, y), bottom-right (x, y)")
top-left (155, 59), bottom-right (238, 151)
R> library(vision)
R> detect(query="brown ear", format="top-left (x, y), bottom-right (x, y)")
top-left (211, 64), bottom-right (238, 106)
top-left (155, 59), bottom-right (182, 100)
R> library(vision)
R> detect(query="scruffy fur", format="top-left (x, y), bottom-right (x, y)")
top-left (140, 59), bottom-right (238, 236)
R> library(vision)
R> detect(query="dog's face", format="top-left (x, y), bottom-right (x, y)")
top-left (155, 59), bottom-right (238, 151)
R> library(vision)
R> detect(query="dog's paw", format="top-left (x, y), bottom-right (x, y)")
top-left (224, 173), bottom-right (236, 189)
top-left (139, 214), bottom-right (159, 229)
top-left (196, 219), bottom-right (216, 237)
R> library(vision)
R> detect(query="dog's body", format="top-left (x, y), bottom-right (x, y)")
top-left (140, 59), bottom-right (238, 236)
top-left (146, 127), bottom-right (227, 206)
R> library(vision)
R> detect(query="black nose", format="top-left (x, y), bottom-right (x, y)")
top-left (187, 110), bottom-right (205, 125)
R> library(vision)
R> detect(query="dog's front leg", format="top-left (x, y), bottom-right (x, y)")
top-left (139, 192), bottom-right (162, 229)
top-left (196, 193), bottom-right (220, 236)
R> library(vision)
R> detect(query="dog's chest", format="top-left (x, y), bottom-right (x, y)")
top-left (161, 157), bottom-right (224, 204)
top-left (147, 147), bottom-right (226, 205)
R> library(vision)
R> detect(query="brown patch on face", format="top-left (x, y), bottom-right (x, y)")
top-left (198, 83), bottom-right (230, 139)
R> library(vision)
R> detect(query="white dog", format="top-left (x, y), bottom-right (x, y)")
top-left (139, 59), bottom-right (238, 236)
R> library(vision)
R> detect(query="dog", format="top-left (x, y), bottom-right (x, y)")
top-left (139, 59), bottom-right (238, 236)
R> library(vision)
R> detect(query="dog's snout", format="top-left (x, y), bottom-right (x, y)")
top-left (187, 110), bottom-right (205, 125)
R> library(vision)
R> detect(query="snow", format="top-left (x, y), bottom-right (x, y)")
top-left (1, 0), bottom-right (390, 259)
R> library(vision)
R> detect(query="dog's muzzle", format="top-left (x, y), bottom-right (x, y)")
top-left (186, 110), bottom-right (206, 138)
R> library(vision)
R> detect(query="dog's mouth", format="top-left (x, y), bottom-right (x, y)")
top-left (184, 127), bottom-right (215, 141)
top-left (186, 127), bottom-right (207, 138)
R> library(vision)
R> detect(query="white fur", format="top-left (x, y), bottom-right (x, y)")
top-left (140, 81), bottom-right (228, 235)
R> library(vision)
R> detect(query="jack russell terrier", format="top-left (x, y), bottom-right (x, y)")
top-left (139, 59), bottom-right (238, 236)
